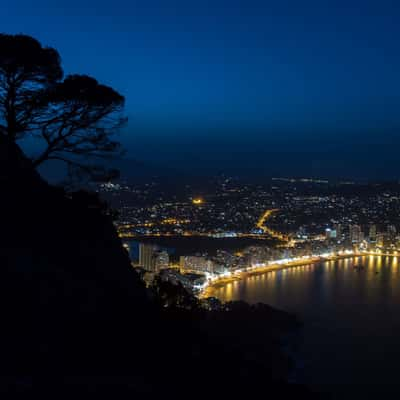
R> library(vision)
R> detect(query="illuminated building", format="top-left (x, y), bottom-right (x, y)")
top-left (387, 225), bottom-right (397, 239)
top-left (139, 243), bottom-right (157, 271)
top-left (369, 225), bottom-right (377, 242)
top-left (334, 223), bottom-right (342, 239)
top-left (180, 256), bottom-right (215, 273)
top-left (211, 231), bottom-right (237, 238)
top-left (349, 224), bottom-right (362, 243)
top-left (154, 250), bottom-right (169, 271)
top-left (376, 233), bottom-right (385, 247)
top-left (139, 243), bottom-right (170, 272)
top-left (325, 228), bottom-right (337, 239)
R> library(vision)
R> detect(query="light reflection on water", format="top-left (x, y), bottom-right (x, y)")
top-left (208, 257), bottom-right (400, 397)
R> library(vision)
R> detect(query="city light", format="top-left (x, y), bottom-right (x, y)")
top-left (104, 176), bottom-right (400, 299)
top-left (198, 248), bottom-right (396, 298)
top-left (192, 198), bottom-right (204, 205)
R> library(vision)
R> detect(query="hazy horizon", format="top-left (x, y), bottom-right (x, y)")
top-left (5, 0), bottom-right (400, 181)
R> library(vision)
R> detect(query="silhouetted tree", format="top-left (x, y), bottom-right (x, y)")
top-left (0, 33), bottom-right (126, 178)
top-left (0, 34), bottom-right (62, 140)
top-left (31, 75), bottom-right (126, 169)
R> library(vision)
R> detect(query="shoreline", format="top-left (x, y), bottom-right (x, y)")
top-left (200, 257), bottom-right (324, 298)
top-left (200, 252), bottom-right (393, 298)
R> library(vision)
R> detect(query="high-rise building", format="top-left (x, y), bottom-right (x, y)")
top-left (387, 225), bottom-right (397, 239)
top-left (349, 224), bottom-right (362, 243)
top-left (325, 228), bottom-right (331, 239)
top-left (369, 225), bottom-right (377, 242)
top-left (376, 233), bottom-right (385, 247)
top-left (334, 224), bottom-right (342, 239)
top-left (139, 243), bottom-right (158, 272)
top-left (139, 244), bottom-right (170, 273)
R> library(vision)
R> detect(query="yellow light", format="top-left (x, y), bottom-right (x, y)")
top-left (192, 198), bottom-right (204, 205)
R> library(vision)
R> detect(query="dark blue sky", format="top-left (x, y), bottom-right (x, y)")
top-left (3, 0), bottom-right (400, 180)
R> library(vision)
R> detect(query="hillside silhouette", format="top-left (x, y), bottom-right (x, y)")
top-left (0, 136), bottom-right (324, 397)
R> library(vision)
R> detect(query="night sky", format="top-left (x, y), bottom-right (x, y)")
top-left (3, 0), bottom-right (400, 180)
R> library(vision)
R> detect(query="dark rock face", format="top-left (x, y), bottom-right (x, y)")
top-left (0, 143), bottom-right (321, 397)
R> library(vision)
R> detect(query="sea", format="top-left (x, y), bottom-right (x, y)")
top-left (208, 256), bottom-right (400, 399)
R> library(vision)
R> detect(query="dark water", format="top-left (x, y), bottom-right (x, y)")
top-left (208, 256), bottom-right (400, 398)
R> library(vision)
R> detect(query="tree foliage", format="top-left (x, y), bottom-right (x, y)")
top-left (0, 33), bottom-right (126, 178)
top-left (0, 34), bottom-right (62, 139)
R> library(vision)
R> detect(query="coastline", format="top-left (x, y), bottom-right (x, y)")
top-left (199, 259), bottom-right (318, 298)
top-left (198, 250), bottom-right (390, 299)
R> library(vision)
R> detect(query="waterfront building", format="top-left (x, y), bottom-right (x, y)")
top-left (139, 243), bottom-right (158, 271)
top-left (349, 224), bottom-right (362, 243)
top-left (139, 243), bottom-right (169, 272)
top-left (180, 255), bottom-right (215, 273)
top-left (154, 250), bottom-right (169, 272)
top-left (387, 225), bottom-right (397, 240)
top-left (369, 225), bottom-right (377, 242)
top-left (376, 233), bottom-right (385, 247)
